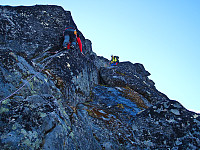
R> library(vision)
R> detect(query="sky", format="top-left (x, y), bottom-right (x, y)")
top-left (1, 0), bottom-right (200, 113)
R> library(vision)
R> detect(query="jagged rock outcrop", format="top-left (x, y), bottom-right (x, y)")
top-left (132, 100), bottom-right (200, 149)
top-left (0, 5), bottom-right (199, 150)
top-left (99, 62), bottom-right (169, 104)
top-left (0, 5), bottom-right (76, 57)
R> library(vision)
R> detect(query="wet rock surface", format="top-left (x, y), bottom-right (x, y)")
top-left (0, 5), bottom-right (199, 150)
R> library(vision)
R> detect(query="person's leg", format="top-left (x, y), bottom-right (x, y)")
top-left (63, 35), bottom-right (70, 48)
top-left (71, 41), bottom-right (76, 47)
top-left (71, 35), bottom-right (77, 47)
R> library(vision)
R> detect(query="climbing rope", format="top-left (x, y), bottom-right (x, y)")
top-left (0, 48), bottom-right (65, 104)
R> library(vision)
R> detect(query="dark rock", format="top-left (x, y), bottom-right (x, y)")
top-left (132, 100), bottom-right (200, 149)
top-left (0, 5), bottom-right (81, 58)
top-left (99, 61), bottom-right (169, 104)
top-left (0, 5), bottom-right (199, 150)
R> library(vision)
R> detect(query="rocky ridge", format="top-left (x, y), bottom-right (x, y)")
top-left (0, 5), bottom-right (199, 150)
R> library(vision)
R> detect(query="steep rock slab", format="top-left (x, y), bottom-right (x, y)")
top-left (0, 5), bottom-right (100, 149)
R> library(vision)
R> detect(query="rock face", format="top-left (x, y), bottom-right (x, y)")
top-left (0, 5), bottom-right (199, 150)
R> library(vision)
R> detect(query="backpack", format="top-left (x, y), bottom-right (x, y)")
top-left (63, 26), bottom-right (77, 36)
top-left (114, 56), bottom-right (119, 63)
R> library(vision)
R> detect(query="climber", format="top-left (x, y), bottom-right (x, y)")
top-left (63, 25), bottom-right (83, 54)
top-left (110, 55), bottom-right (119, 66)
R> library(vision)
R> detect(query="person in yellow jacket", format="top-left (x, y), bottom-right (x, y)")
top-left (110, 55), bottom-right (119, 66)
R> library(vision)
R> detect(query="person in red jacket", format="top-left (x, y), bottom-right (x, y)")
top-left (63, 25), bottom-right (83, 54)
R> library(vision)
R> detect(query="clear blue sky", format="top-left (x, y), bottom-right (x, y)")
top-left (2, 0), bottom-right (200, 113)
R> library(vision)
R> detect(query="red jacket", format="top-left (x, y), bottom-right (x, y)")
top-left (76, 36), bottom-right (82, 53)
